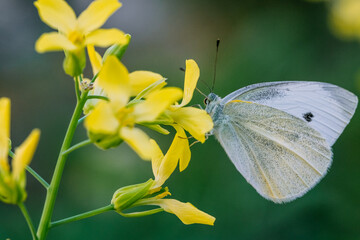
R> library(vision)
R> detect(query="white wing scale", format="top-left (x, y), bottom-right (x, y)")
top-left (221, 81), bottom-right (358, 146)
top-left (214, 101), bottom-right (333, 203)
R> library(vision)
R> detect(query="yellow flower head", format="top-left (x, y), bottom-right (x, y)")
top-left (0, 98), bottom-right (40, 204)
top-left (330, 0), bottom-right (360, 40)
top-left (85, 55), bottom-right (181, 159)
top-left (34, 0), bottom-right (127, 53)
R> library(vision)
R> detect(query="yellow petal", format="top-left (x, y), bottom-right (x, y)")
top-left (173, 125), bottom-right (191, 172)
top-left (85, 28), bottom-right (128, 48)
top-left (150, 139), bottom-right (164, 179)
top-left (120, 127), bottom-right (153, 160)
top-left (98, 56), bottom-right (130, 105)
top-left (156, 199), bottom-right (215, 225)
top-left (77, 0), bottom-right (122, 33)
top-left (85, 101), bottom-right (119, 134)
top-left (168, 107), bottom-right (213, 143)
top-left (129, 71), bottom-right (164, 96)
top-left (133, 87), bottom-right (183, 123)
top-left (34, 0), bottom-right (76, 34)
top-left (35, 32), bottom-right (77, 53)
top-left (178, 59), bottom-right (200, 107)
top-left (12, 129), bottom-right (40, 181)
top-left (152, 125), bottom-right (190, 188)
top-left (87, 45), bottom-right (103, 75)
top-left (0, 98), bottom-right (10, 172)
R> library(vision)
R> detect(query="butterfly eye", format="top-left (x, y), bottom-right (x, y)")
top-left (204, 98), bottom-right (210, 105)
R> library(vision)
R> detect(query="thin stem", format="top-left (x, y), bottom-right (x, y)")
top-left (62, 139), bottom-right (92, 155)
top-left (77, 114), bottom-right (88, 125)
top-left (36, 91), bottom-right (89, 240)
top-left (26, 166), bottom-right (50, 189)
top-left (90, 72), bottom-right (99, 83)
top-left (18, 202), bottom-right (37, 240)
top-left (118, 208), bottom-right (164, 218)
top-left (50, 204), bottom-right (114, 229)
top-left (74, 76), bottom-right (80, 101)
top-left (9, 150), bottom-right (49, 189)
top-left (86, 95), bottom-right (109, 101)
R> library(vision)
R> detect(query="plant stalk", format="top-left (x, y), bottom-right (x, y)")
top-left (50, 204), bottom-right (114, 228)
top-left (19, 202), bottom-right (37, 240)
top-left (36, 91), bottom-right (89, 239)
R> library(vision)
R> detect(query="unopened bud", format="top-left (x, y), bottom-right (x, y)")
top-left (111, 179), bottom-right (154, 211)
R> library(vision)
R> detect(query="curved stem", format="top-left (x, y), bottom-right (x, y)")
top-left (36, 90), bottom-right (89, 240)
top-left (62, 139), bottom-right (92, 155)
top-left (19, 202), bottom-right (37, 240)
top-left (119, 208), bottom-right (164, 218)
top-left (9, 150), bottom-right (49, 189)
top-left (50, 204), bottom-right (114, 229)
top-left (77, 114), bottom-right (88, 125)
top-left (87, 95), bottom-right (109, 101)
top-left (26, 166), bottom-right (50, 189)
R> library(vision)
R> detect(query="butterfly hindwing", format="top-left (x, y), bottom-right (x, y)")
top-left (215, 100), bottom-right (332, 203)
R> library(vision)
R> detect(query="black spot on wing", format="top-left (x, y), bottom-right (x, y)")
top-left (303, 112), bottom-right (314, 122)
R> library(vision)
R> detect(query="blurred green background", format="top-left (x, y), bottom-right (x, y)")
top-left (1, 0), bottom-right (359, 239)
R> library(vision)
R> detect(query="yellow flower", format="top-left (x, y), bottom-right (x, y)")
top-left (111, 139), bottom-right (215, 225)
top-left (0, 98), bottom-right (40, 204)
top-left (149, 139), bottom-right (214, 225)
top-left (330, 0), bottom-right (360, 40)
top-left (34, 0), bottom-right (126, 53)
top-left (167, 60), bottom-right (213, 143)
top-left (85, 56), bottom-right (182, 159)
top-left (83, 45), bottom-right (165, 114)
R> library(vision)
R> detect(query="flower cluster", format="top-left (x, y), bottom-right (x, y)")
top-left (32, 0), bottom-right (215, 226)
top-left (82, 48), bottom-right (215, 224)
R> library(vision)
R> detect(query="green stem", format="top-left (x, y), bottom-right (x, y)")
top-left (77, 114), bottom-right (88, 125)
top-left (62, 139), bottom-right (92, 155)
top-left (19, 202), bottom-right (37, 240)
top-left (74, 76), bottom-right (80, 101)
top-left (36, 90), bottom-right (89, 240)
top-left (87, 95), bottom-right (109, 101)
top-left (26, 166), bottom-right (50, 189)
top-left (50, 204), bottom-right (114, 229)
top-left (9, 150), bottom-right (49, 189)
top-left (118, 208), bottom-right (164, 218)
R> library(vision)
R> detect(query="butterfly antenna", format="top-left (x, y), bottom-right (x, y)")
top-left (196, 87), bottom-right (207, 98)
top-left (211, 39), bottom-right (220, 92)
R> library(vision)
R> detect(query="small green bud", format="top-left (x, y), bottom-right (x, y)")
top-left (63, 48), bottom-right (86, 77)
top-left (103, 34), bottom-right (131, 62)
top-left (88, 131), bottom-right (123, 150)
top-left (111, 179), bottom-right (154, 211)
top-left (0, 174), bottom-right (26, 205)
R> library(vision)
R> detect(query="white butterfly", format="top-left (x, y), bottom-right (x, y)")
top-left (204, 81), bottom-right (358, 203)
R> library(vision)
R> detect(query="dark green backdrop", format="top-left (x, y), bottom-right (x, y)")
top-left (0, 0), bottom-right (359, 239)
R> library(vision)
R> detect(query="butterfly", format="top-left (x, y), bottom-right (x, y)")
top-left (204, 81), bottom-right (358, 203)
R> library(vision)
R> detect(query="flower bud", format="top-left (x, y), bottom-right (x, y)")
top-left (63, 49), bottom-right (86, 77)
top-left (111, 179), bottom-right (154, 211)
top-left (103, 34), bottom-right (131, 62)
top-left (88, 131), bottom-right (123, 150)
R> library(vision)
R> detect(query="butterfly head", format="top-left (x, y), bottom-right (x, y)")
top-left (204, 92), bottom-right (219, 105)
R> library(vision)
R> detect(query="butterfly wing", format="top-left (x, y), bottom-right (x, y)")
top-left (215, 100), bottom-right (332, 203)
top-left (221, 81), bottom-right (358, 146)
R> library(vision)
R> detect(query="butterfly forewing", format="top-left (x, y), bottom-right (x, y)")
top-left (221, 81), bottom-right (358, 146)
top-left (215, 101), bottom-right (332, 203)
